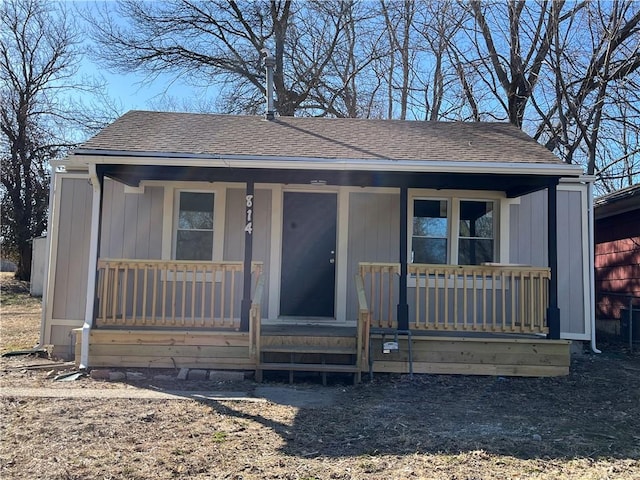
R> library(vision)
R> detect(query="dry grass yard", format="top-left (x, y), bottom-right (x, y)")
top-left (0, 272), bottom-right (41, 354)
top-left (1, 272), bottom-right (639, 479)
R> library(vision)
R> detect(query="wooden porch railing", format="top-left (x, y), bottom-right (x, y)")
top-left (96, 259), bottom-right (263, 329)
top-left (359, 262), bottom-right (550, 334)
top-left (358, 263), bottom-right (400, 329)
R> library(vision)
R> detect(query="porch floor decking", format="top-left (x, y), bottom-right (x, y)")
top-left (76, 322), bottom-right (570, 378)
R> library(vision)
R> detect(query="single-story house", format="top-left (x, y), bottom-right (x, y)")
top-left (594, 184), bottom-right (640, 343)
top-left (40, 110), bottom-right (595, 379)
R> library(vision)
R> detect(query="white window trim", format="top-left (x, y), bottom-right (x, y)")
top-left (408, 189), bottom-right (506, 287)
top-left (161, 183), bottom-right (226, 261)
top-left (410, 197), bottom-right (450, 263)
top-left (409, 192), bottom-right (502, 265)
top-left (173, 189), bottom-right (216, 261)
top-left (456, 197), bottom-right (498, 265)
top-left (450, 199), bottom-right (461, 264)
top-left (160, 183), bottom-right (227, 282)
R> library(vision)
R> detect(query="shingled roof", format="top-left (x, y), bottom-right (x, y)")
top-left (594, 183), bottom-right (640, 219)
top-left (78, 110), bottom-right (565, 165)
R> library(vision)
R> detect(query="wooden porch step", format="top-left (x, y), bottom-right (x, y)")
top-left (255, 361), bottom-right (362, 385)
top-left (257, 329), bottom-right (362, 384)
top-left (257, 362), bottom-right (360, 373)
top-left (260, 345), bottom-right (356, 355)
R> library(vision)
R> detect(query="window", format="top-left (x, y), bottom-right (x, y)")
top-left (412, 197), bottom-right (496, 265)
top-left (412, 199), bottom-right (448, 264)
top-left (175, 192), bottom-right (214, 260)
top-left (458, 200), bottom-right (494, 265)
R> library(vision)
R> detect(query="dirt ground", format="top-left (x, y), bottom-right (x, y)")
top-left (1, 273), bottom-right (639, 479)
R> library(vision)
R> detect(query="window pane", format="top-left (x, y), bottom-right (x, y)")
top-left (176, 231), bottom-right (213, 260)
top-left (413, 217), bottom-right (448, 237)
top-left (413, 199), bottom-right (448, 264)
top-left (459, 201), bottom-right (493, 238)
top-left (413, 200), bottom-right (447, 235)
top-left (458, 239), bottom-right (494, 265)
top-left (179, 192), bottom-right (214, 229)
top-left (176, 192), bottom-right (214, 260)
top-left (413, 238), bottom-right (447, 264)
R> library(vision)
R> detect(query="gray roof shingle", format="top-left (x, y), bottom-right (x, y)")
top-left (78, 110), bottom-right (564, 165)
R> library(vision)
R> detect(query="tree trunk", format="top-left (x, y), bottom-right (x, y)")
top-left (15, 241), bottom-right (32, 281)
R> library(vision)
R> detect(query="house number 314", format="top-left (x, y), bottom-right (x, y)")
top-left (245, 195), bottom-right (254, 234)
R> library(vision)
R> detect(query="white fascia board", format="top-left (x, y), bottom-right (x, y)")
top-left (51, 157), bottom-right (89, 173)
top-left (69, 151), bottom-right (583, 178)
top-left (560, 175), bottom-right (597, 184)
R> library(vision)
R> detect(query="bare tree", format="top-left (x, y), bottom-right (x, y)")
top-left (85, 0), bottom-right (360, 117)
top-left (459, 0), bottom-right (565, 128)
top-left (0, 0), bottom-right (82, 279)
top-left (379, 0), bottom-right (416, 120)
top-left (536, 0), bottom-right (640, 187)
top-left (440, 0), bottom-right (638, 188)
top-left (306, 2), bottom-right (388, 118)
top-left (1, 0), bottom-right (117, 280)
top-left (412, 1), bottom-right (468, 121)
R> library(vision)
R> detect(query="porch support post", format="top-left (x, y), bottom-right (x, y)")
top-left (240, 180), bottom-right (255, 331)
top-left (547, 182), bottom-right (561, 339)
top-left (80, 165), bottom-right (103, 369)
top-left (397, 186), bottom-right (409, 330)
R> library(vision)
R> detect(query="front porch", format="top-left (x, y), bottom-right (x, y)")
top-left (74, 259), bottom-right (570, 378)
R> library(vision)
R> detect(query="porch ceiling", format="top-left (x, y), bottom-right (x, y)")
top-left (96, 164), bottom-right (559, 198)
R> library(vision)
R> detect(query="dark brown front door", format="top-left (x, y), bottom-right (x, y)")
top-left (280, 192), bottom-right (337, 317)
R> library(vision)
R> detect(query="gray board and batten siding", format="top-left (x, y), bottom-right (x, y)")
top-left (224, 187), bottom-right (272, 315)
top-left (346, 191), bottom-right (400, 321)
top-left (48, 178), bottom-right (164, 351)
top-left (48, 176), bottom-right (93, 349)
top-left (100, 179), bottom-right (164, 260)
top-left (510, 188), bottom-right (588, 337)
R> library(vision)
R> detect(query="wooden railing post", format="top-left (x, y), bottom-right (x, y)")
top-left (355, 274), bottom-right (370, 374)
top-left (250, 273), bottom-right (265, 364)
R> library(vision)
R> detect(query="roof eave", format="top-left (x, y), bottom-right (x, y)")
top-left (66, 149), bottom-right (583, 178)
